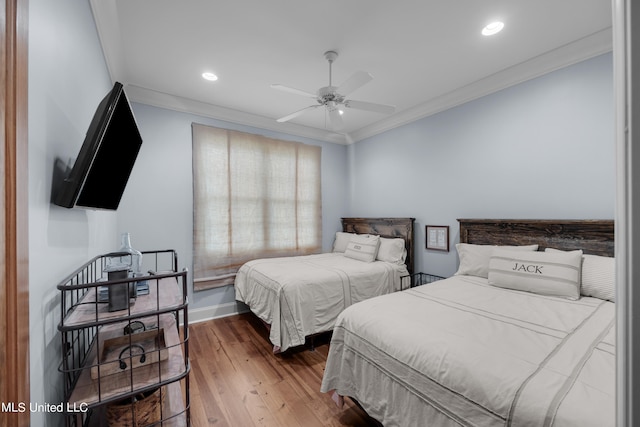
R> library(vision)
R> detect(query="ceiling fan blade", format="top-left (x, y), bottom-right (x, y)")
top-left (337, 71), bottom-right (373, 96)
top-left (271, 84), bottom-right (317, 99)
top-left (344, 99), bottom-right (396, 115)
top-left (276, 105), bottom-right (319, 123)
top-left (327, 102), bottom-right (344, 130)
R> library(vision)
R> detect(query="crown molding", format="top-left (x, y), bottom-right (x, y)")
top-left (350, 28), bottom-right (613, 143)
top-left (89, 2), bottom-right (349, 144)
top-left (91, 1), bottom-right (612, 146)
top-left (89, 0), bottom-right (126, 84)
top-left (125, 85), bottom-right (350, 144)
top-left (128, 27), bottom-right (611, 145)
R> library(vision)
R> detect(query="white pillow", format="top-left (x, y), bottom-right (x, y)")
top-left (455, 243), bottom-right (539, 278)
top-left (344, 234), bottom-right (381, 263)
top-left (546, 248), bottom-right (615, 301)
top-left (332, 232), bottom-right (354, 253)
top-left (488, 249), bottom-right (583, 300)
top-left (376, 237), bottom-right (406, 264)
top-left (582, 254), bottom-right (615, 301)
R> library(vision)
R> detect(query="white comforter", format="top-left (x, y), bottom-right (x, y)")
top-left (235, 252), bottom-right (408, 352)
top-left (321, 275), bottom-right (615, 427)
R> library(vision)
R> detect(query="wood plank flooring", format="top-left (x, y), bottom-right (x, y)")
top-left (188, 313), bottom-right (379, 427)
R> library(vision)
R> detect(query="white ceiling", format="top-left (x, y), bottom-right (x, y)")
top-left (90, 0), bottom-right (612, 144)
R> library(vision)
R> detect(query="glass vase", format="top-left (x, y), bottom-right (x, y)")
top-left (119, 232), bottom-right (143, 275)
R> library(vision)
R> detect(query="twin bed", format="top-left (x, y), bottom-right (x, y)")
top-left (320, 219), bottom-right (615, 427)
top-left (234, 217), bottom-right (415, 352)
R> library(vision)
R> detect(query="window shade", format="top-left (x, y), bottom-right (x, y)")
top-left (192, 124), bottom-right (322, 290)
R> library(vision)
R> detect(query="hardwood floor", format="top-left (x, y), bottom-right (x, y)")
top-left (188, 313), bottom-right (379, 427)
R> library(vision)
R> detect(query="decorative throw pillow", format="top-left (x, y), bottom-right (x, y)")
top-left (546, 248), bottom-right (615, 301)
top-left (332, 232), bottom-right (354, 253)
top-left (488, 249), bottom-right (583, 300)
top-left (454, 243), bottom-right (539, 278)
top-left (344, 234), bottom-right (381, 262)
top-left (581, 254), bottom-right (615, 301)
top-left (376, 237), bottom-right (406, 264)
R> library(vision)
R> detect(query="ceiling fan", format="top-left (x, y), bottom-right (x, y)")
top-left (271, 50), bottom-right (396, 130)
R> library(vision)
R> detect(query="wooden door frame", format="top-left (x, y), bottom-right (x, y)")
top-left (1, 0), bottom-right (30, 426)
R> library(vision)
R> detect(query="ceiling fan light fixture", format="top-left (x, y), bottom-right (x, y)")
top-left (272, 50), bottom-right (395, 129)
top-left (202, 72), bottom-right (218, 81)
top-left (482, 21), bottom-right (504, 36)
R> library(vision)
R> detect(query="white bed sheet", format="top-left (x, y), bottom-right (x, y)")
top-left (234, 252), bottom-right (408, 352)
top-left (321, 275), bottom-right (615, 427)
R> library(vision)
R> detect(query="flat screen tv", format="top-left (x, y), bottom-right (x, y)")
top-left (53, 81), bottom-right (143, 210)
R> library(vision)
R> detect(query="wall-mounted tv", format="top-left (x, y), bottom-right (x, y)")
top-left (53, 82), bottom-right (143, 210)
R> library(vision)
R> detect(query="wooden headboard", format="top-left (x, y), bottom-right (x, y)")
top-left (458, 219), bottom-right (614, 257)
top-left (341, 217), bottom-right (415, 274)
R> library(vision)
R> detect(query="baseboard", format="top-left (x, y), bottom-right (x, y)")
top-left (180, 301), bottom-right (249, 325)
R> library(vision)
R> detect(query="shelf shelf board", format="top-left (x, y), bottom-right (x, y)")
top-left (86, 381), bottom-right (187, 427)
top-left (68, 314), bottom-right (188, 407)
top-left (61, 277), bottom-right (184, 330)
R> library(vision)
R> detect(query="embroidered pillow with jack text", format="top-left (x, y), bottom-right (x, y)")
top-left (488, 249), bottom-right (583, 300)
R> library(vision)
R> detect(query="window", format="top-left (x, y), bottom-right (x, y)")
top-left (192, 124), bottom-right (322, 290)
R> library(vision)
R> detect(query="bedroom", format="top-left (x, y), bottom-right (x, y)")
top-left (7, 0), bottom-right (638, 426)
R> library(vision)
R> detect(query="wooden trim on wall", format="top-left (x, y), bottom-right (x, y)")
top-left (1, 0), bottom-right (30, 426)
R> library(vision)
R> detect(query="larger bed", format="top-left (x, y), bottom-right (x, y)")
top-left (321, 219), bottom-right (615, 427)
top-left (234, 217), bottom-right (415, 352)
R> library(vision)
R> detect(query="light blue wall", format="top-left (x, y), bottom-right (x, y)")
top-left (28, 0), bottom-right (117, 426)
top-left (348, 53), bottom-right (615, 277)
top-left (117, 104), bottom-right (350, 311)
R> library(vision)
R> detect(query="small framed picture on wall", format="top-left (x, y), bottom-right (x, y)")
top-left (426, 225), bottom-right (449, 252)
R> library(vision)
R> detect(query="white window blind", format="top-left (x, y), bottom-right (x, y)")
top-left (192, 123), bottom-right (322, 290)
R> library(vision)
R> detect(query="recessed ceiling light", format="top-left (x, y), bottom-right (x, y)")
top-left (202, 72), bottom-right (218, 81)
top-left (482, 21), bottom-right (504, 36)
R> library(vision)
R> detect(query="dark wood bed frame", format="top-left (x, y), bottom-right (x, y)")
top-left (341, 217), bottom-right (415, 274)
top-left (458, 219), bottom-right (614, 257)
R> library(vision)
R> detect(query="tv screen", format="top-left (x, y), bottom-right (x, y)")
top-left (53, 82), bottom-right (143, 210)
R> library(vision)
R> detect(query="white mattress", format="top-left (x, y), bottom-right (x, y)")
top-left (234, 252), bottom-right (408, 352)
top-left (321, 275), bottom-right (615, 427)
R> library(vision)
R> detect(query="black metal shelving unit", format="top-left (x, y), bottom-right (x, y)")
top-left (57, 250), bottom-right (190, 427)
